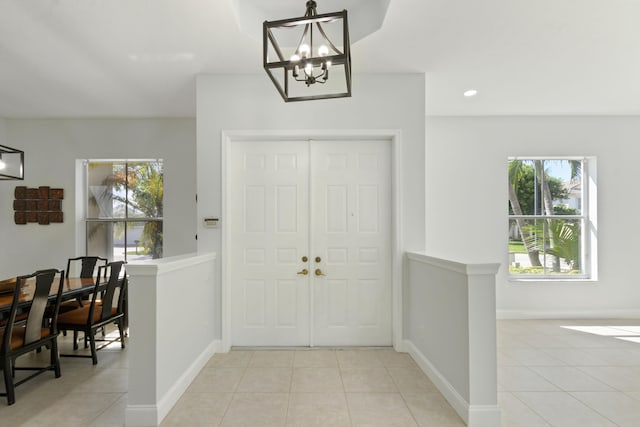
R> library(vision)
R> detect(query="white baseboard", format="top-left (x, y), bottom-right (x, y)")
top-left (125, 405), bottom-right (158, 427)
top-left (497, 309), bottom-right (640, 319)
top-left (403, 340), bottom-right (501, 427)
top-left (125, 339), bottom-right (222, 427)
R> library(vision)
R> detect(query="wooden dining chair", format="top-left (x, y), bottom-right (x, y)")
top-left (57, 261), bottom-right (126, 365)
top-left (58, 256), bottom-right (108, 316)
top-left (66, 256), bottom-right (108, 280)
top-left (0, 269), bottom-right (64, 405)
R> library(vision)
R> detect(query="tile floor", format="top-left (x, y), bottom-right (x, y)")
top-left (1, 319), bottom-right (639, 426)
top-left (498, 319), bottom-right (640, 427)
top-left (162, 348), bottom-right (464, 427)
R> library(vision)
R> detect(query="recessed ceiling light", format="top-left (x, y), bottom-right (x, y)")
top-left (463, 89), bottom-right (478, 97)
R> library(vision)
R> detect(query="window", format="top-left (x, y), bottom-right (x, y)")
top-left (85, 160), bottom-right (163, 262)
top-left (508, 158), bottom-right (592, 279)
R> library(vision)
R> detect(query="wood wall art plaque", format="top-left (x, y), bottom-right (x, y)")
top-left (14, 186), bottom-right (64, 225)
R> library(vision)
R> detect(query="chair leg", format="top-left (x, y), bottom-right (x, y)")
top-left (117, 320), bottom-right (125, 349)
top-left (88, 332), bottom-right (98, 365)
top-left (3, 357), bottom-right (15, 405)
top-left (50, 338), bottom-right (61, 378)
top-left (73, 330), bottom-right (79, 350)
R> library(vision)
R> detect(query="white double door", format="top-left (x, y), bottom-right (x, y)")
top-left (228, 139), bottom-right (391, 346)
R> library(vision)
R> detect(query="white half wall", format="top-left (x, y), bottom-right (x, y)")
top-left (405, 252), bottom-right (501, 427)
top-left (425, 116), bottom-right (640, 317)
top-left (126, 253), bottom-right (218, 426)
top-left (0, 119), bottom-right (197, 277)
top-left (196, 73), bottom-right (426, 338)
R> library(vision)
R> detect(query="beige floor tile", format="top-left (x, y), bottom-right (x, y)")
top-left (161, 392), bottom-right (232, 427)
top-left (583, 348), bottom-right (640, 366)
top-left (88, 394), bottom-right (127, 427)
top-left (571, 391), bottom-right (640, 427)
top-left (207, 351), bottom-right (254, 368)
top-left (346, 392), bottom-right (417, 427)
top-left (497, 350), bottom-right (522, 366)
top-left (498, 392), bottom-right (551, 427)
top-left (341, 367), bottom-right (397, 392)
top-left (286, 392), bottom-right (350, 427)
top-left (292, 350), bottom-right (337, 368)
top-left (514, 391), bottom-right (617, 427)
top-left (248, 350), bottom-right (295, 367)
top-left (71, 368), bottom-right (128, 393)
top-left (529, 366), bottom-right (614, 391)
top-left (403, 392), bottom-right (465, 427)
top-left (500, 348), bottom-right (566, 366)
top-left (387, 367), bottom-right (437, 393)
top-left (19, 391), bottom-right (122, 427)
top-left (336, 349), bottom-right (383, 368)
top-left (498, 367), bottom-right (560, 392)
top-left (290, 367), bottom-right (343, 392)
top-left (576, 366), bottom-right (640, 391)
top-left (497, 333), bottom-right (534, 349)
top-left (220, 393), bottom-right (288, 427)
top-left (517, 334), bottom-right (574, 349)
top-left (236, 367), bottom-right (292, 392)
top-left (626, 391), bottom-right (640, 401)
top-left (538, 348), bottom-right (609, 366)
top-left (376, 350), bottom-right (416, 367)
top-left (187, 367), bottom-right (245, 393)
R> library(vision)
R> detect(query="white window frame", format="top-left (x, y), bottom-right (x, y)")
top-left (82, 159), bottom-right (164, 262)
top-left (508, 156), bottom-right (597, 281)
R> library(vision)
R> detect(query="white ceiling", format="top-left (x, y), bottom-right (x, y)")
top-left (0, 0), bottom-right (638, 118)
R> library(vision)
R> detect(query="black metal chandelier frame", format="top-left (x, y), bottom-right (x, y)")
top-left (0, 144), bottom-right (24, 181)
top-left (263, 1), bottom-right (352, 102)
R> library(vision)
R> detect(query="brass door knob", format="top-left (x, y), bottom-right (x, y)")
top-left (297, 269), bottom-right (309, 275)
top-left (314, 269), bottom-right (326, 276)
top-left (302, 256), bottom-right (308, 262)
top-left (315, 256), bottom-right (322, 263)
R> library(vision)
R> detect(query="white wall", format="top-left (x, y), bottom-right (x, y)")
top-left (0, 118), bottom-right (6, 144)
top-left (426, 116), bottom-right (640, 317)
top-left (0, 119), bottom-right (197, 277)
top-left (196, 73), bottom-right (426, 338)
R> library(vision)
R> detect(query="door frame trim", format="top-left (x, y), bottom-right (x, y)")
top-left (221, 129), bottom-right (403, 351)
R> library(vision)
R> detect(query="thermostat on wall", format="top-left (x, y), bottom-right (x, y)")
top-left (203, 217), bottom-right (220, 228)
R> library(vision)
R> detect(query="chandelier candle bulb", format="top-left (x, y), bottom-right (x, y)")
top-left (299, 44), bottom-right (310, 58)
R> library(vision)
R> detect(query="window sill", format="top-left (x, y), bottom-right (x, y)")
top-left (508, 276), bottom-right (597, 284)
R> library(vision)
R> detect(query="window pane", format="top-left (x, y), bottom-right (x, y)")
top-left (508, 159), bottom-right (582, 216)
top-left (86, 220), bottom-right (162, 262)
top-left (508, 218), bottom-right (582, 276)
top-left (129, 221), bottom-right (163, 260)
top-left (87, 221), bottom-right (125, 262)
top-left (87, 162), bottom-right (127, 219)
top-left (126, 161), bottom-right (163, 219)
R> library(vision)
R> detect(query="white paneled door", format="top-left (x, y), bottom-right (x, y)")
top-left (228, 139), bottom-right (391, 346)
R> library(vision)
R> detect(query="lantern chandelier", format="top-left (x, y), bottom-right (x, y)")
top-left (263, 0), bottom-right (351, 102)
top-left (0, 144), bottom-right (24, 180)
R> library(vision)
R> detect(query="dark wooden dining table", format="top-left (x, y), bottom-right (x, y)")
top-left (0, 276), bottom-right (98, 315)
